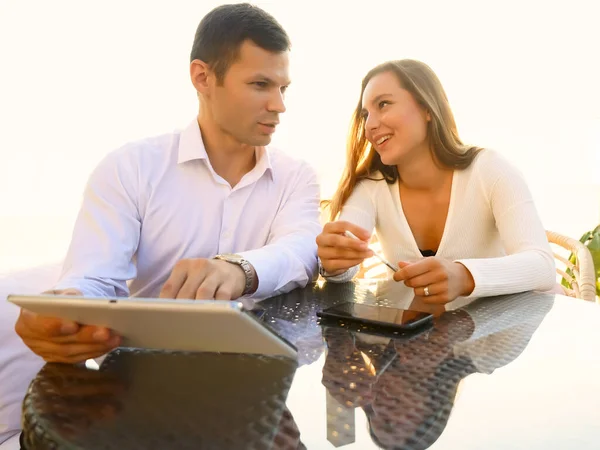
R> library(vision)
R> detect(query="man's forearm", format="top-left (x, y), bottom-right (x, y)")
top-left (240, 234), bottom-right (318, 298)
top-left (52, 276), bottom-right (127, 298)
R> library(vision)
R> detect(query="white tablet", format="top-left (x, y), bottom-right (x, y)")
top-left (7, 294), bottom-right (297, 360)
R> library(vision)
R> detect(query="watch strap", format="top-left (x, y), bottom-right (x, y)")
top-left (214, 254), bottom-right (255, 295)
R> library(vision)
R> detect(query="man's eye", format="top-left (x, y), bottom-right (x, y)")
top-left (253, 82), bottom-right (268, 88)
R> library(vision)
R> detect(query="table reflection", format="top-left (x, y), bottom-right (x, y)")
top-left (312, 282), bottom-right (555, 450)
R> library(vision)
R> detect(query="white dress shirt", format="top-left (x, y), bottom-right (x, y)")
top-left (53, 120), bottom-right (321, 299)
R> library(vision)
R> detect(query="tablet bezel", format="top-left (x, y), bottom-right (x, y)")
top-left (8, 294), bottom-right (297, 359)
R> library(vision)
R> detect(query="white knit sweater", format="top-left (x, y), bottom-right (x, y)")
top-left (326, 149), bottom-right (556, 300)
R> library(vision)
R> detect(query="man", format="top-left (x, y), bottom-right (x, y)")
top-left (14, 3), bottom-right (321, 364)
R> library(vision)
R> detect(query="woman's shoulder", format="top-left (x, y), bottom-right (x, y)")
top-left (357, 170), bottom-right (393, 187)
top-left (342, 171), bottom-right (392, 209)
top-left (468, 148), bottom-right (525, 183)
top-left (465, 148), bottom-right (533, 205)
top-left (470, 148), bottom-right (512, 168)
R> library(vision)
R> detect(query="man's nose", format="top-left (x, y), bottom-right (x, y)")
top-left (268, 90), bottom-right (286, 114)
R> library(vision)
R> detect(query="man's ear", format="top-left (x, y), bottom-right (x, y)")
top-left (190, 59), bottom-right (212, 96)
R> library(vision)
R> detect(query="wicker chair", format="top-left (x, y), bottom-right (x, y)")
top-left (546, 230), bottom-right (597, 302)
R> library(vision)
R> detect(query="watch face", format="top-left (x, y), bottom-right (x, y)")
top-left (220, 254), bottom-right (243, 263)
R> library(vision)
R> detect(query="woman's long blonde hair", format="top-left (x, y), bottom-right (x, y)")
top-left (327, 59), bottom-right (482, 220)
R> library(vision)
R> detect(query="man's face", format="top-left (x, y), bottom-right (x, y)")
top-left (208, 40), bottom-right (290, 147)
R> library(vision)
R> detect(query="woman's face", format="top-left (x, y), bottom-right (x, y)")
top-left (361, 71), bottom-right (431, 166)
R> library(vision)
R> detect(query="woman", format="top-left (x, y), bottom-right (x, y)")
top-left (317, 59), bottom-right (555, 306)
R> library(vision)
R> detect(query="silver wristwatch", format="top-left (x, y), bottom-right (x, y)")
top-left (213, 253), bottom-right (256, 295)
top-left (318, 258), bottom-right (330, 277)
top-left (318, 258), bottom-right (336, 277)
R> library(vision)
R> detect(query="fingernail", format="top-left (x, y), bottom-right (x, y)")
top-left (92, 329), bottom-right (108, 341)
top-left (60, 322), bottom-right (78, 335)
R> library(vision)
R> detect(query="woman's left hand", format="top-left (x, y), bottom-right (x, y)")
top-left (393, 257), bottom-right (475, 304)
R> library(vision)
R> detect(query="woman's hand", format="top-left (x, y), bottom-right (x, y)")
top-left (316, 221), bottom-right (373, 275)
top-left (393, 257), bottom-right (475, 304)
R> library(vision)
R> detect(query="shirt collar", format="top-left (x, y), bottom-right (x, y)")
top-left (253, 146), bottom-right (274, 181)
top-left (177, 119), bottom-right (208, 164)
top-left (177, 119), bottom-right (274, 181)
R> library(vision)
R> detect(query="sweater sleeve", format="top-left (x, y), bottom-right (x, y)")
top-left (322, 178), bottom-right (377, 283)
top-left (455, 153), bottom-right (556, 298)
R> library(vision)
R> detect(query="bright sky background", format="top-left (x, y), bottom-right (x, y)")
top-left (1, 3), bottom-right (599, 447)
top-left (1, 0), bottom-right (599, 272)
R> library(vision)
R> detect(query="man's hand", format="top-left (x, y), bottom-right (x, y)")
top-left (393, 257), bottom-right (475, 304)
top-left (159, 258), bottom-right (249, 300)
top-left (15, 289), bottom-right (121, 364)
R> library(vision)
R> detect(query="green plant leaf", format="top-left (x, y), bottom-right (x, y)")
top-left (561, 226), bottom-right (600, 296)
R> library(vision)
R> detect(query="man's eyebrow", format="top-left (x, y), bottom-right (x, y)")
top-left (250, 74), bottom-right (291, 86)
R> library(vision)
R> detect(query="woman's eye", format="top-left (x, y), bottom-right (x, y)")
top-left (379, 100), bottom-right (389, 108)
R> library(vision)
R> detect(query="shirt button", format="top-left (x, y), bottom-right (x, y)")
top-left (222, 231), bottom-right (231, 239)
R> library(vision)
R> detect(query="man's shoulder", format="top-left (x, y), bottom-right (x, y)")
top-left (106, 130), bottom-right (180, 166)
top-left (88, 130), bottom-right (180, 187)
top-left (266, 146), bottom-right (316, 178)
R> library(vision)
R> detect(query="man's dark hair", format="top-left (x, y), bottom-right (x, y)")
top-left (190, 3), bottom-right (291, 83)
